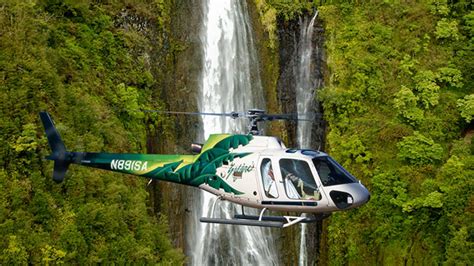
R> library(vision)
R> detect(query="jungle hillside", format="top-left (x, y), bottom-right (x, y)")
top-left (1, 0), bottom-right (184, 264)
top-left (0, 0), bottom-right (473, 264)
top-left (316, 1), bottom-right (473, 265)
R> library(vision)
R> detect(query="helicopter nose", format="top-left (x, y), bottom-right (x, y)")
top-left (328, 183), bottom-right (370, 210)
top-left (353, 183), bottom-right (370, 206)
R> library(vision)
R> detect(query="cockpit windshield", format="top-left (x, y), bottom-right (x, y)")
top-left (279, 159), bottom-right (320, 200)
top-left (312, 156), bottom-right (357, 186)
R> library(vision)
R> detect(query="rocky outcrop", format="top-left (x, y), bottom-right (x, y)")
top-left (275, 12), bottom-right (327, 266)
top-left (276, 14), bottom-right (326, 151)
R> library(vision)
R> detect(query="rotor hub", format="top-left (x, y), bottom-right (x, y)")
top-left (247, 109), bottom-right (266, 135)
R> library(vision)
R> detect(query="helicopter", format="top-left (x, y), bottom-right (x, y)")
top-left (40, 109), bottom-right (370, 228)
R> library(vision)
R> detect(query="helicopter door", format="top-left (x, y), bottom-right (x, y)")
top-left (279, 159), bottom-right (321, 200)
top-left (259, 158), bottom-right (280, 199)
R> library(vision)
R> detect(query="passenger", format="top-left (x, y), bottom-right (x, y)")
top-left (262, 160), bottom-right (278, 198)
top-left (283, 172), bottom-right (301, 199)
top-left (285, 172), bottom-right (320, 200)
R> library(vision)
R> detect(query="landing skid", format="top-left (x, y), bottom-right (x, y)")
top-left (200, 214), bottom-right (324, 228)
top-left (200, 217), bottom-right (285, 228)
top-left (233, 214), bottom-right (327, 223)
top-left (200, 199), bottom-right (330, 228)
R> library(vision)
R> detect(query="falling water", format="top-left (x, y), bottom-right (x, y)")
top-left (187, 0), bottom-right (277, 264)
top-left (296, 11), bottom-right (319, 149)
top-left (295, 11), bottom-right (319, 266)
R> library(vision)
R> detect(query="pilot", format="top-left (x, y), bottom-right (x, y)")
top-left (284, 173), bottom-right (302, 199)
top-left (262, 160), bottom-right (278, 198)
top-left (284, 172), bottom-right (321, 200)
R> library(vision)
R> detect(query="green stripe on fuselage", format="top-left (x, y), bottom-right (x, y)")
top-left (79, 134), bottom-right (253, 194)
top-left (81, 153), bottom-right (195, 176)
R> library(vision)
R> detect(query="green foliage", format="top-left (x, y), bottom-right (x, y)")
top-left (435, 18), bottom-right (460, 41)
top-left (254, 0), bottom-right (278, 49)
top-left (113, 83), bottom-right (145, 119)
top-left (265, 0), bottom-right (316, 21)
top-left (402, 191), bottom-right (443, 212)
top-left (393, 86), bottom-right (425, 125)
top-left (0, 0), bottom-right (184, 264)
top-left (413, 70), bottom-right (440, 108)
top-left (319, 1), bottom-right (473, 264)
top-left (41, 244), bottom-right (66, 265)
top-left (1, 236), bottom-right (29, 265)
top-left (253, 0), bottom-right (318, 48)
top-left (437, 67), bottom-right (464, 88)
top-left (12, 123), bottom-right (39, 153)
top-left (445, 226), bottom-right (474, 263)
top-left (397, 131), bottom-right (444, 166)
top-left (457, 94), bottom-right (474, 122)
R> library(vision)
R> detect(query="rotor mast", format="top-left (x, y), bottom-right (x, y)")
top-left (246, 109), bottom-right (265, 135)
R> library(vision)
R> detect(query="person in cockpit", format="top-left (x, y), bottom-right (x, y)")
top-left (261, 159), bottom-right (278, 198)
top-left (284, 172), bottom-right (301, 199)
top-left (280, 159), bottom-right (320, 200)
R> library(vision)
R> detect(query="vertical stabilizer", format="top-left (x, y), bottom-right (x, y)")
top-left (39, 112), bottom-right (70, 182)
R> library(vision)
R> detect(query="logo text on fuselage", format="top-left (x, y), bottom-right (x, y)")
top-left (223, 162), bottom-right (255, 182)
top-left (111, 160), bottom-right (148, 171)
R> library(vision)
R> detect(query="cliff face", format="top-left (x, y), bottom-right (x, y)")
top-left (276, 15), bottom-right (326, 150)
top-left (157, 1), bottom-right (324, 264)
top-left (158, 1), bottom-right (327, 263)
top-left (153, 2), bottom-right (474, 265)
top-left (275, 14), bottom-right (327, 266)
top-left (112, 0), bottom-right (204, 251)
top-left (149, 0), bottom-right (204, 251)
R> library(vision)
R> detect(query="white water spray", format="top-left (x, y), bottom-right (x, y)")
top-left (296, 11), bottom-right (319, 266)
top-left (296, 11), bottom-right (319, 149)
top-left (187, 0), bottom-right (277, 264)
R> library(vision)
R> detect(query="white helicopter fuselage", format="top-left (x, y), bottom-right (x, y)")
top-left (40, 111), bottom-right (370, 227)
top-left (199, 135), bottom-right (370, 214)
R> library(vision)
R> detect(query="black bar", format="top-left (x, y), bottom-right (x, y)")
top-left (200, 217), bottom-right (284, 228)
top-left (261, 201), bottom-right (318, 206)
top-left (233, 214), bottom-right (320, 223)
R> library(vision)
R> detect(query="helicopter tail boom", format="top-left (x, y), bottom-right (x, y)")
top-left (39, 111), bottom-right (71, 183)
top-left (39, 112), bottom-right (195, 183)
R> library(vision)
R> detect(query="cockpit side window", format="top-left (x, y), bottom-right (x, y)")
top-left (312, 156), bottom-right (357, 186)
top-left (260, 158), bottom-right (278, 198)
top-left (279, 159), bottom-right (320, 200)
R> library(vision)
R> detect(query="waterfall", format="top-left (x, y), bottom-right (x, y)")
top-left (187, 0), bottom-right (277, 264)
top-left (295, 11), bottom-right (320, 266)
top-left (296, 11), bottom-right (319, 149)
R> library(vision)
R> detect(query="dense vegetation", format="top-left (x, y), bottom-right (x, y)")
top-left (2, 0), bottom-right (472, 264)
top-left (0, 0), bottom-right (184, 264)
top-left (255, 0), bottom-right (472, 264)
top-left (317, 1), bottom-right (473, 265)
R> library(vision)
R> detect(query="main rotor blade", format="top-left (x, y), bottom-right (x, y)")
top-left (262, 113), bottom-right (320, 121)
top-left (129, 109), bottom-right (244, 118)
top-left (126, 109), bottom-right (320, 121)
